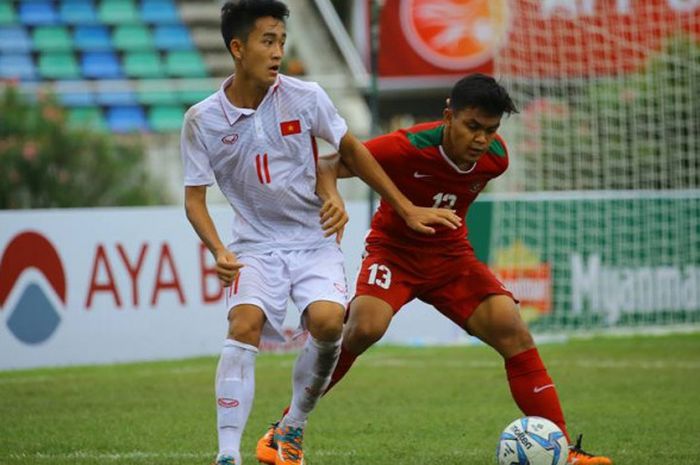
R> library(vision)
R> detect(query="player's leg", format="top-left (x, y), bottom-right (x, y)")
top-left (215, 304), bottom-right (265, 465)
top-left (217, 252), bottom-right (289, 465)
top-left (464, 295), bottom-right (569, 439)
top-left (268, 247), bottom-right (346, 465)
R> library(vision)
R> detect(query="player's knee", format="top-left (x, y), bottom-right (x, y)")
top-left (307, 311), bottom-right (344, 342)
top-left (345, 319), bottom-right (385, 352)
top-left (491, 323), bottom-right (535, 357)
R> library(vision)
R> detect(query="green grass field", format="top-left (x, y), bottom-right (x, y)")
top-left (2, 332), bottom-right (699, 465)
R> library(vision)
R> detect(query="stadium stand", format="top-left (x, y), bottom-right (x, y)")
top-left (1, 0), bottom-right (212, 132)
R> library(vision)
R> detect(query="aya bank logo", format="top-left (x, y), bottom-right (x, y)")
top-left (0, 231), bottom-right (66, 344)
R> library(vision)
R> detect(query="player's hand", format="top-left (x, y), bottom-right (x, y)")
top-left (403, 205), bottom-right (462, 235)
top-left (320, 195), bottom-right (348, 244)
top-left (214, 248), bottom-right (244, 287)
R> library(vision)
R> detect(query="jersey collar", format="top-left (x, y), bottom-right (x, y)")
top-left (438, 145), bottom-right (478, 174)
top-left (218, 74), bottom-right (282, 126)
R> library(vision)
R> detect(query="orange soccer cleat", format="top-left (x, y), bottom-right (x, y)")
top-left (255, 422), bottom-right (278, 465)
top-left (568, 434), bottom-right (613, 464)
top-left (273, 423), bottom-right (305, 465)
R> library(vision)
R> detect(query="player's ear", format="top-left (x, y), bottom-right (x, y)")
top-left (443, 107), bottom-right (453, 126)
top-left (230, 38), bottom-right (244, 61)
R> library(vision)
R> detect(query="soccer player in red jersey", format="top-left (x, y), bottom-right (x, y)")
top-left (256, 74), bottom-right (613, 465)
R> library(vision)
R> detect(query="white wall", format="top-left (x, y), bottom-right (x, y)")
top-left (0, 203), bottom-right (470, 370)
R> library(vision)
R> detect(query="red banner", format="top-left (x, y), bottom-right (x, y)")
top-left (376, 0), bottom-right (700, 80)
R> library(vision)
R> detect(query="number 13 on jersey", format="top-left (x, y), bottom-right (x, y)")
top-left (367, 263), bottom-right (392, 289)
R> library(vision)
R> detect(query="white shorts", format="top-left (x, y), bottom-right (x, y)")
top-left (225, 245), bottom-right (348, 342)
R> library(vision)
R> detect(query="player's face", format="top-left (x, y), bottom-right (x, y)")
top-left (232, 17), bottom-right (286, 88)
top-left (443, 106), bottom-right (502, 168)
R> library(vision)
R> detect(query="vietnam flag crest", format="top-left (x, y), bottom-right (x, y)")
top-left (280, 119), bottom-right (301, 136)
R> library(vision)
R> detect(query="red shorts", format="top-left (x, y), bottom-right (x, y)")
top-left (353, 243), bottom-right (516, 327)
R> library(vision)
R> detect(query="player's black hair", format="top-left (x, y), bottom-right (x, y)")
top-left (449, 74), bottom-right (518, 116)
top-left (221, 0), bottom-right (289, 50)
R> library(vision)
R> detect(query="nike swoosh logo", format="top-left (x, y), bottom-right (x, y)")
top-left (413, 172), bottom-right (432, 178)
top-left (533, 384), bottom-right (555, 393)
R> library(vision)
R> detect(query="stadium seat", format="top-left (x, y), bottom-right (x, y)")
top-left (148, 105), bottom-right (185, 132)
top-left (136, 80), bottom-right (178, 105)
top-left (55, 80), bottom-right (95, 106)
top-left (59, 0), bottom-right (98, 25)
top-left (0, 54), bottom-right (36, 80)
top-left (68, 106), bottom-right (106, 131)
top-left (0, 3), bottom-right (16, 25)
top-left (106, 105), bottom-right (148, 133)
top-left (141, 0), bottom-right (180, 24)
top-left (176, 79), bottom-right (213, 104)
top-left (165, 50), bottom-right (207, 77)
top-left (73, 25), bottom-right (112, 51)
top-left (38, 53), bottom-right (80, 79)
top-left (81, 51), bottom-right (122, 78)
top-left (123, 51), bottom-right (163, 78)
top-left (95, 80), bottom-right (136, 106)
top-left (0, 26), bottom-right (32, 53)
top-left (153, 25), bottom-right (193, 50)
top-left (18, 1), bottom-right (58, 25)
top-left (33, 26), bottom-right (73, 52)
top-left (98, 0), bottom-right (138, 25)
top-left (112, 25), bottom-right (153, 51)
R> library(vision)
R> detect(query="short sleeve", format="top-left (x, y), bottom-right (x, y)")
top-left (364, 132), bottom-right (405, 169)
top-left (180, 111), bottom-right (215, 187)
top-left (311, 83), bottom-right (348, 151)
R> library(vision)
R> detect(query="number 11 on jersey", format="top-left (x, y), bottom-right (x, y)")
top-left (255, 153), bottom-right (271, 184)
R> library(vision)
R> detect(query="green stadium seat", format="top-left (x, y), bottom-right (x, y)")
top-left (148, 105), bottom-right (185, 132)
top-left (0, 3), bottom-right (16, 25)
top-left (123, 51), bottom-right (163, 78)
top-left (38, 53), bottom-right (80, 79)
top-left (33, 26), bottom-right (73, 52)
top-left (175, 79), bottom-right (214, 104)
top-left (112, 24), bottom-right (153, 51)
top-left (98, 0), bottom-right (139, 24)
top-left (137, 80), bottom-right (178, 105)
top-left (68, 107), bottom-right (106, 131)
top-left (165, 51), bottom-right (207, 77)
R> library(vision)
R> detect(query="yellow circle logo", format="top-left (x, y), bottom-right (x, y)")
top-left (400, 0), bottom-right (511, 70)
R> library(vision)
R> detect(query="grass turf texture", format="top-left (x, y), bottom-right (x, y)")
top-left (1, 333), bottom-right (699, 464)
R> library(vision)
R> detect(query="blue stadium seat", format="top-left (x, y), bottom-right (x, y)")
top-left (18, 1), bottom-right (58, 25)
top-left (0, 54), bottom-right (36, 80)
top-left (95, 80), bottom-right (136, 106)
top-left (106, 106), bottom-right (148, 133)
top-left (81, 51), bottom-right (122, 78)
top-left (154, 25), bottom-right (194, 50)
top-left (0, 26), bottom-right (32, 53)
top-left (74, 25), bottom-right (112, 51)
top-left (59, 0), bottom-right (98, 25)
top-left (55, 80), bottom-right (95, 106)
top-left (141, 0), bottom-right (180, 24)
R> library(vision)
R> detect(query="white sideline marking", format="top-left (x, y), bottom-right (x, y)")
top-left (6, 450), bottom-right (361, 461)
top-left (1, 358), bottom-right (699, 385)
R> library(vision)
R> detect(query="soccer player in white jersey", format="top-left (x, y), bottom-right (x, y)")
top-left (180, 1), bottom-right (462, 465)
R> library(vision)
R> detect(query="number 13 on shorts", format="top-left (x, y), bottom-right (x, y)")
top-left (367, 263), bottom-right (392, 289)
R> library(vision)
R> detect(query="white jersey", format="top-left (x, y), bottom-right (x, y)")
top-left (181, 74), bottom-right (348, 254)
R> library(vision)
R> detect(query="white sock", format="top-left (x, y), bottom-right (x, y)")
top-left (283, 336), bottom-right (341, 427)
top-left (216, 339), bottom-right (258, 462)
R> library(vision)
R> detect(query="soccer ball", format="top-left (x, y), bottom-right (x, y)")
top-left (496, 416), bottom-right (569, 465)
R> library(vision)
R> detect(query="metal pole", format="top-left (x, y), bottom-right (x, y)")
top-left (368, 0), bottom-right (382, 224)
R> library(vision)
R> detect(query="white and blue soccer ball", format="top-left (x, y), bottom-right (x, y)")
top-left (496, 416), bottom-right (569, 465)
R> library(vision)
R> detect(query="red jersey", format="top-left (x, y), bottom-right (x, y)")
top-left (365, 120), bottom-right (509, 254)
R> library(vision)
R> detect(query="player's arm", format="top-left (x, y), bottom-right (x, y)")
top-left (184, 186), bottom-right (243, 287)
top-left (337, 131), bottom-right (462, 235)
top-left (315, 154), bottom-right (348, 243)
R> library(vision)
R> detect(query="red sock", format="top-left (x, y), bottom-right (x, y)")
top-left (505, 348), bottom-right (570, 442)
top-left (323, 346), bottom-right (358, 395)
